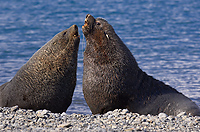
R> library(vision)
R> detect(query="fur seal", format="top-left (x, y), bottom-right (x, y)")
top-left (82, 14), bottom-right (200, 116)
top-left (0, 25), bottom-right (80, 113)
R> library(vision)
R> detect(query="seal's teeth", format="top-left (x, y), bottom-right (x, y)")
top-left (83, 20), bottom-right (88, 28)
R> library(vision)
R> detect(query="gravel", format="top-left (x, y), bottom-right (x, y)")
top-left (0, 106), bottom-right (200, 131)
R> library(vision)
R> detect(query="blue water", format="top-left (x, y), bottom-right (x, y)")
top-left (0, 0), bottom-right (200, 114)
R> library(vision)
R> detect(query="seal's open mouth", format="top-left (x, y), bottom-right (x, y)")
top-left (83, 14), bottom-right (92, 28)
top-left (83, 19), bottom-right (88, 27)
top-left (82, 14), bottom-right (95, 34)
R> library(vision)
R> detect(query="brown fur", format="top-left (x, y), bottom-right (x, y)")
top-left (82, 14), bottom-right (200, 116)
top-left (0, 25), bottom-right (80, 113)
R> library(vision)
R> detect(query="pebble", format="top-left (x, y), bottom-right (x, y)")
top-left (0, 106), bottom-right (200, 131)
top-left (57, 123), bottom-right (72, 128)
top-left (158, 113), bottom-right (168, 118)
top-left (10, 105), bottom-right (19, 112)
top-left (177, 112), bottom-right (187, 117)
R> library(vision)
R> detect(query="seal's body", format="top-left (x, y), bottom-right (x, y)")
top-left (0, 25), bottom-right (80, 113)
top-left (82, 14), bottom-right (200, 116)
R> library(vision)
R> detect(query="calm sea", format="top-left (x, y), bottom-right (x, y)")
top-left (0, 0), bottom-right (200, 114)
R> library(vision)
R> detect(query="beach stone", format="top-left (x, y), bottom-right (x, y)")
top-left (167, 115), bottom-right (175, 121)
top-left (0, 112), bottom-right (4, 117)
top-left (142, 122), bottom-right (149, 125)
top-left (195, 117), bottom-right (200, 122)
top-left (10, 106), bottom-right (19, 112)
top-left (125, 128), bottom-right (134, 132)
top-left (57, 123), bottom-right (72, 128)
top-left (0, 107), bottom-right (199, 131)
top-left (158, 113), bottom-right (168, 118)
top-left (0, 124), bottom-right (5, 129)
top-left (111, 125), bottom-right (118, 129)
top-left (177, 112), bottom-right (187, 117)
top-left (121, 109), bottom-right (129, 115)
top-left (61, 112), bottom-right (67, 117)
top-left (108, 115), bottom-right (114, 119)
top-left (36, 109), bottom-right (50, 118)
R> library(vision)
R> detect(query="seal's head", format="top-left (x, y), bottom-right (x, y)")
top-left (82, 14), bottom-right (122, 64)
top-left (82, 14), bottom-right (115, 40)
top-left (38, 24), bottom-right (80, 71)
top-left (52, 24), bottom-right (80, 53)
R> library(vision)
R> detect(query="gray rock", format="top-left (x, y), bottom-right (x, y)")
top-left (10, 106), bottom-right (19, 112)
top-left (158, 113), bottom-right (168, 118)
top-left (142, 122), bottom-right (149, 125)
top-left (195, 117), bottom-right (200, 122)
top-left (121, 109), bottom-right (129, 115)
top-left (36, 109), bottom-right (50, 118)
top-left (177, 112), bottom-right (187, 117)
top-left (0, 107), bottom-right (199, 131)
top-left (0, 112), bottom-right (4, 117)
top-left (108, 115), bottom-right (114, 119)
top-left (57, 123), bottom-right (72, 128)
top-left (0, 124), bottom-right (5, 129)
top-left (61, 112), bottom-right (67, 117)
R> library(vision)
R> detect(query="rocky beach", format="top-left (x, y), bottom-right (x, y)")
top-left (0, 106), bottom-right (200, 131)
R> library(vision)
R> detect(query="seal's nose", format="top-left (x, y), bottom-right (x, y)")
top-left (85, 14), bottom-right (95, 25)
top-left (69, 25), bottom-right (79, 37)
top-left (82, 14), bottom-right (95, 34)
top-left (72, 25), bottom-right (78, 31)
top-left (86, 14), bottom-right (91, 19)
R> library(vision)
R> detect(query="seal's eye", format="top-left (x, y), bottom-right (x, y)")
top-left (96, 22), bottom-right (101, 25)
top-left (63, 32), bottom-right (67, 36)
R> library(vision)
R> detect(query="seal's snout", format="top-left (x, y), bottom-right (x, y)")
top-left (86, 14), bottom-right (91, 18)
top-left (85, 14), bottom-right (95, 26)
top-left (73, 24), bottom-right (78, 31)
top-left (82, 14), bottom-right (95, 34)
top-left (69, 25), bottom-right (79, 37)
top-left (73, 25), bottom-right (79, 37)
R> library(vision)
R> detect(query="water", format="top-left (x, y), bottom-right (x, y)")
top-left (0, 0), bottom-right (200, 114)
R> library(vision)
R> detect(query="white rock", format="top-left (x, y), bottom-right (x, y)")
top-left (108, 115), bottom-right (113, 119)
top-left (57, 123), bottom-right (72, 128)
top-left (61, 112), bottom-right (67, 117)
top-left (158, 113), bottom-right (168, 118)
top-left (10, 106), bottom-right (19, 112)
top-left (0, 112), bottom-right (4, 117)
top-left (177, 112), bottom-right (186, 117)
top-left (121, 109), bottom-right (129, 115)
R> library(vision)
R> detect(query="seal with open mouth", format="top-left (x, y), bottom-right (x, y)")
top-left (0, 25), bottom-right (80, 113)
top-left (82, 14), bottom-right (200, 116)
